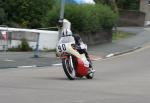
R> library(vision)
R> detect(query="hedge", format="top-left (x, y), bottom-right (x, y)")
top-left (44, 4), bottom-right (118, 34)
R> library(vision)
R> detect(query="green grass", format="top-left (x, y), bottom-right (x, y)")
top-left (112, 31), bottom-right (132, 40)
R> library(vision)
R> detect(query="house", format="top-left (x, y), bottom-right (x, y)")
top-left (140, 0), bottom-right (150, 25)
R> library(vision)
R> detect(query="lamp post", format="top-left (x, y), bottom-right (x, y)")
top-left (58, 0), bottom-right (66, 38)
top-left (60, 0), bottom-right (66, 20)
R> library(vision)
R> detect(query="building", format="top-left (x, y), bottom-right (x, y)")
top-left (140, 0), bottom-right (150, 25)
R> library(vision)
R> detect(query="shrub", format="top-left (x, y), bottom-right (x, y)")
top-left (19, 38), bottom-right (32, 51)
top-left (44, 4), bottom-right (118, 34)
top-left (8, 38), bottom-right (32, 51)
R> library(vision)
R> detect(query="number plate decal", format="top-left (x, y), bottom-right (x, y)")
top-left (57, 44), bottom-right (67, 53)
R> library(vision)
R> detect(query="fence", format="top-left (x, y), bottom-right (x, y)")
top-left (0, 31), bottom-right (10, 51)
top-left (0, 27), bottom-right (59, 51)
top-left (0, 30), bottom-right (38, 51)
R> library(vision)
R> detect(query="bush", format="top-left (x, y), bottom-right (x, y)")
top-left (19, 38), bottom-right (32, 51)
top-left (44, 4), bottom-right (118, 34)
top-left (8, 38), bottom-right (32, 51)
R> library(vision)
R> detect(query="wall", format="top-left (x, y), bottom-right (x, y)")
top-left (140, 0), bottom-right (150, 21)
top-left (0, 27), bottom-right (59, 50)
top-left (80, 30), bottom-right (112, 45)
top-left (0, 27), bottom-right (112, 50)
top-left (10, 31), bottom-right (59, 50)
top-left (118, 10), bottom-right (145, 27)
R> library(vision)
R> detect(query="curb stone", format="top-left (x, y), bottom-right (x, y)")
top-left (105, 47), bottom-right (141, 58)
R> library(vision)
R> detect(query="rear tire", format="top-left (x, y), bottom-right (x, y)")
top-left (86, 59), bottom-right (94, 79)
top-left (86, 72), bottom-right (94, 79)
top-left (62, 57), bottom-right (76, 80)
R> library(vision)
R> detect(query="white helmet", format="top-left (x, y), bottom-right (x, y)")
top-left (61, 29), bottom-right (73, 37)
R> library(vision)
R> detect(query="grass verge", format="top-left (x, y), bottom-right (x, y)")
top-left (112, 31), bottom-right (134, 40)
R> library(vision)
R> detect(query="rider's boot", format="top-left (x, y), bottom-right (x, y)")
top-left (83, 59), bottom-right (95, 73)
top-left (81, 50), bottom-right (95, 73)
top-left (87, 58), bottom-right (95, 73)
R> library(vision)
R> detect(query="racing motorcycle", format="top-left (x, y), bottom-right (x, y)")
top-left (57, 42), bottom-right (95, 80)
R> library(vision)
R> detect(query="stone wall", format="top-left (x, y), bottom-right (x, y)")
top-left (140, 0), bottom-right (150, 21)
top-left (118, 10), bottom-right (145, 27)
top-left (80, 30), bottom-right (112, 45)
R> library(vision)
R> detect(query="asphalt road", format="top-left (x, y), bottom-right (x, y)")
top-left (0, 44), bottom-right (150, 103)
top-left (0, 52), bottom-right (60, 68)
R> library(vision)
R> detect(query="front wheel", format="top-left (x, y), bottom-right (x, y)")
top-left (62, 57), bottom-right (76, 80)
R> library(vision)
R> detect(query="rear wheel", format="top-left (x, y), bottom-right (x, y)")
top-left (62, 56), bottom-right (76, 80)
top-left (86, 72), bottom-right (94, 79)
top-left (86, 59), bottom-right (94, 79)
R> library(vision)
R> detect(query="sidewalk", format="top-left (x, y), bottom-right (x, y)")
top-left (89, 27), bottom-right (150, 58)
top-left (0, 27), bottom-right (150, 69)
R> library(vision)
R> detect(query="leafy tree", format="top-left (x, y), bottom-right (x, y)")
top-left (95, 0), bottom-right (140, 10)
top-left (1, 0), bottom-right (55, 28)
top-left (44, 4), bottom-right (118, 34)
top-left (94, 0), bottom-right (118, 13)
top-left (116, 0), bottom-right (140, 10)
top-left (0, 8), bottom-right (6, 25)
top-left (94, 0), bottom-right (111, 5)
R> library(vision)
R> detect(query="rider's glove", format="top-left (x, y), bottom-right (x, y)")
top-left (80, 43), bottom-right (87, 50)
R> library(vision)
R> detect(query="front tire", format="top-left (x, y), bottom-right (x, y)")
top-left (62, 57), bottom-right (76, 80)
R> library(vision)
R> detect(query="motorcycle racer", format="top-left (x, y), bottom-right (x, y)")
top-left (57, 28), bottom-right (95, 73)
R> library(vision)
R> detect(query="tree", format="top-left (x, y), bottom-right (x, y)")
top-left (94, 0), bottom-right (110, 5)
top-left (95, 0), bottom-right (140, 10)
top-left (116, 0), bottom-right (140, 10)
top-left (45, 4), bottom-right (118, 33)
top-left (1, 0), bottom-right (55, 28)
top-left (94, 0), bottom-right (118, 13)
top-left (111, 0), bottom-right (118, 13)
top-left (0, 8), bottom-right (6, 25)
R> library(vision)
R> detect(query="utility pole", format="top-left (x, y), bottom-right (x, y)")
top-left (58, 0), bottom-right (66, 38)
top-left (60, 0), bottom-right (65, 20)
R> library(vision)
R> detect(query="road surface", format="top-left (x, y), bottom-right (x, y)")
top-left (0, 44), bottom-right (150, 103)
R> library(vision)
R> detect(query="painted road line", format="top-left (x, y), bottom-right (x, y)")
top-left (52, 63), bottom-right (62, 66)
top-left (105, 47), bottom-right (141, 58)
top-left (91, 57), bottom-right (102, 61)
top-left (106, 53), bottom-right (114, 58)
top-left (89, 55), bottom-right (103, 61)
top-left (3, 59), bottom-right (15, 62)
top-left (18, 65), bottom-right (37, 68)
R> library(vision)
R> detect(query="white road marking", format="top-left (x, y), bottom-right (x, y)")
top-left (18, 65), bottom-right (37, 68)
top-left (3, 59), bottom-right (15, 62)
top-left (89, 55), bottom-right (103, 61)
top-left (52, 63), bottom-right (62, 66)
top-left (106, 53), bottom-right (114, 58)
top-left (100, 44), bottom-right (150, 62)
top-left (91, 57), bottom-right (102, 61)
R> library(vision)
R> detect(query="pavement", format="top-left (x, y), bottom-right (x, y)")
top-left (0, 27), bottom-right (150, 69)
top-left (89, 27), bottom-right (150, 57)
top-left (1, 40), bottom-right (150, 103)
top-left (0, 52), bottom-right (60, 68)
